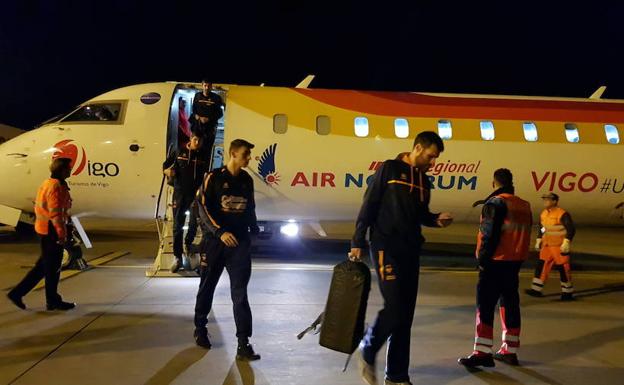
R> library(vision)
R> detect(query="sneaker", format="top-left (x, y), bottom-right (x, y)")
top-left (236, 342), bottom-right (261, 361)
top-left (524, 289), bottom-right (543, 297)
top-left (194, 328), bottom-right (211, 349)
top-left (357, 346), bottom-right (377, 385)
top-left (561, 293), bottom-right (575, 301)
top-left (170, 258), bottom-right (182, 273)
top-left (458, 353), bottom-right (495, 368)
top-left (7, 292), bottom-right (26, 310)
top-left (493, 352), bottom-right (520, 366)
top-left (46, 301), bottom-right (76, 311)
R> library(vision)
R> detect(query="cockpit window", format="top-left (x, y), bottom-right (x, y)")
top-left (61, 102), bottom-right (124, 123)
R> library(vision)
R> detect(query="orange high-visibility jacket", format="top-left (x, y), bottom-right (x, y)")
top-left (477, 193), bottom-right (532, 262)
top-left (34, 178), bottom-right (72, 239)
top-left (540, 207), bottom-right (567, 247)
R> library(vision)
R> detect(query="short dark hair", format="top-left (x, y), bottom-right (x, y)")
top-left (413, 131), bottom-right (444, 152)
top-left (50, 157), bottom-right (72, 174)
top-left (494, 168), bottom-right (513, 187)
top-left (201, 79), bottom-right (211, 84)
top-left (229, 139), bottom-right (255, 154)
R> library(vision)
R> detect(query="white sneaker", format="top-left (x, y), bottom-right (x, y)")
top-left (358, 347), bottom-right (377, 385)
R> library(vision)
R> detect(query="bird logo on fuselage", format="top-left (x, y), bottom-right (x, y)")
top-left (258, 143), bottom-right (280, 185)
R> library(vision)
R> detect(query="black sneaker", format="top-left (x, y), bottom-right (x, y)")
top-left (493, 352), bottom-right (520, 366)
top-left (525, 289), bottom-right (543, 297)
top-left (47, 301), bottom-right (76, 311)
top-left (236, 342), bottom-right (261, 361)
top-left (561, 293), bottom-right (575, 301)
top-left (7, 292), bottom-right (26, 310)
top-left (458, 353), bottom-right (495, 368)
top-left (194, 328), bottom-right (211, 349)
top-left (170, 258), bottom-right (182, 273)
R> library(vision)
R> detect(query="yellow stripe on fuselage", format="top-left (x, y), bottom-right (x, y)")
top-left (226, 85), bottom-right (624, 144)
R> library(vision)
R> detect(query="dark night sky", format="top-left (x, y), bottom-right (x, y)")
top-left (1, 1), bottom-right (624, 129)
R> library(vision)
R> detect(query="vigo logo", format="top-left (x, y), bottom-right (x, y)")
top-left (52, 139), bottom-right (120, 178)
top-left (257, 143), bottom-right (281, 185)
top-left (53, 140), bottom-right (87, 176)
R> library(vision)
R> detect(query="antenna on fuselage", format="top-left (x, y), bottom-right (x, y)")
top-left (296, 75), bottom-right (315, 89)
top-left (589, 86), bottom-right (606, 100)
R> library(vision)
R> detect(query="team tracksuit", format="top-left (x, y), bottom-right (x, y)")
top-left (194, 167), bottom-right (258, 343)
top-left (352, 154), bottom-right (441, 384)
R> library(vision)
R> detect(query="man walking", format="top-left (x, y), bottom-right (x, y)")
top-left (458, 168), bottom-right (532, 368)
top-left (526, 193), bottom-right (576, 300)
top-left (7, 158), bottom-right (76, 311)
top-left (163, 133), bottom-right (208, 273)
top-left (350, 131), bottom-right (453, 385)
top-left (193, 139), bottom-right (260, 361)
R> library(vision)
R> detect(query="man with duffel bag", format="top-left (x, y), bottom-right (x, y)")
top-left (349, 131), bottom-right (454, 385)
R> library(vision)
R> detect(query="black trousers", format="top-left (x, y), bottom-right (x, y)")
top-left (361, 242), bottom-right (420, 383)
top-left (194, 235), bottom-right (252, 341)
top-left (10, 226), bottom-right (63, 305)
top-left (172, 190), bottom-right (198, 260)
top-left (474, 261), bottom-right (523, 354)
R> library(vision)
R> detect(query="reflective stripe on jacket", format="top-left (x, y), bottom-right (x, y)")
top-left (34, 178), bottom-right (71, 239)
top-left (540, 207), bottom-right (567, 247)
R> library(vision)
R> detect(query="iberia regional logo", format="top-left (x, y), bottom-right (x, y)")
top-left (257, 143), bottom-right (280, 185)
top-left (52, 139), bottom-right (87, 176)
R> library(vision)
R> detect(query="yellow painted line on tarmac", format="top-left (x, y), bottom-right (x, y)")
top-left (33, 251), bottom-right (130, 291)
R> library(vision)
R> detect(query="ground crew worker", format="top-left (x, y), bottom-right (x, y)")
top-left (163, 133), bottom-right (208, 273)
top-left (7, 158), bottom-right (76, 311)
top-left (191, 80), bottom-right (223, 161)
top-left (526, 193), bottom-right (576, 301)
top-left (193, 139), bottom-right (260, 361)
top-left (350, 131), bottom-right (453, 385)
top-left (459, 168), bottom-right (532, 368)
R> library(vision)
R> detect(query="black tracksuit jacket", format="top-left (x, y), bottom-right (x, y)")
top-left (352, 153), bottom-right (441, 250)
top-left (162, 146), bottom-right (208, 197)
top-left (196, 167), bottom-right (258, 239)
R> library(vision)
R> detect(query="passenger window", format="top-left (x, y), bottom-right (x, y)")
top-left (523, 122), bottom-right (538, 142)
top-left (316, 115), bottom-right (331, 135)
top-left (480, 121), bottom-right (495, 140)
top-left (605, 124), bottom-right (620, 144)
top-left (437, 120), bottom-right (452, 139)
top-left (564, 123), bottom-right (580, 143)
top-left (62, 102), bottom-right (123, 123)
top-left (394, 118), bottom-right (409, 138)
top-left (354, 117), bottom-right (369, 137)
top-left (273, 114), bottom-right (288, 134)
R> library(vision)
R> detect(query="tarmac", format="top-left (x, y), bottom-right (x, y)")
top-left (0, 225), bottom-right (623, 385)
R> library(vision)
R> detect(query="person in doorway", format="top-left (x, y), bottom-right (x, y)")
top-left (350, 131), bottom-right (454, 385)
top-left (193, 139), bottom-right (260, 361)
top-left (526, 193), bottom-right (576, 301)
top-left (163, 133), bottom-right (208, 273)
top-left (191, 79), bottom-right (223, 162)
top-left (458, 168), bottom-right (532, 368)
top-left (177, 97), bottom-right (192, 148)
top-left (7, 158), bottom-right (76, 311)
top-left (192, 79), bottom-right (224, 126)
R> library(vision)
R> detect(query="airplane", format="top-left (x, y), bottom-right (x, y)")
top-left (1, 79), bottom-right (623, 249)
top-left (0, 123), bottom-right (24, 145)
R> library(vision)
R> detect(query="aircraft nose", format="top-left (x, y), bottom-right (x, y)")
top-left (0, 138), bottom-right (34, 212)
